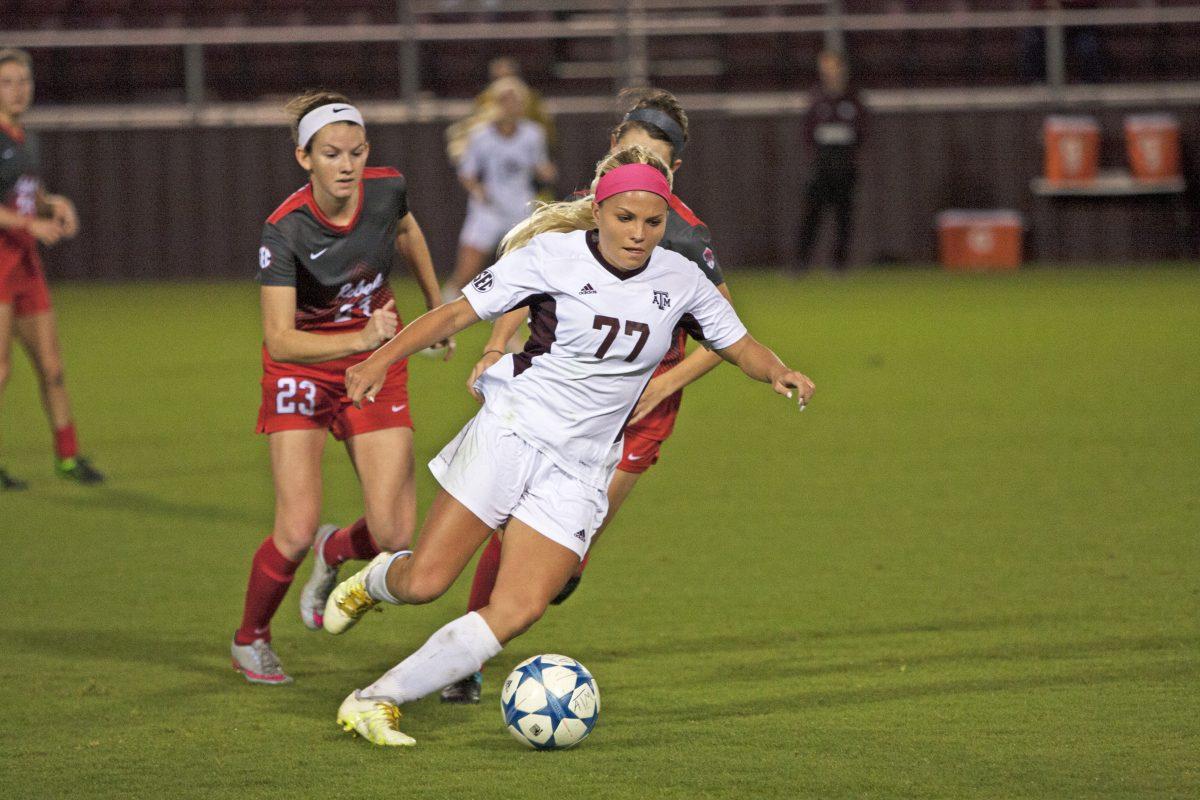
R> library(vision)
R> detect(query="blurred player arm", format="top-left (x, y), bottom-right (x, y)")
top-left (534, 160), bottom-right (557, 189)
top-left (260, 285), bottom-right (398, 364)
top-left (533, 126), bottom-right (557, 189)
top-left (348, 298), bottom-right (481, 405)
top-left (629, 283), bottom-right (732, 425)
top-left (35, 187), bottom-right (79, 238)
top-left (457, 137), bottom-right (488, 204)
top-left (459, 174), bottom-right (487, 205)
top-left (0, 204), bottom-right (64, 246)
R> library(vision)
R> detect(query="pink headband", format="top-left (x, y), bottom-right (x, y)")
top-left (593, 163), bottom-right (671, 205)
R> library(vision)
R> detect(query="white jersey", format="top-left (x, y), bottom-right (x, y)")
top-left (462, 229), bottom-right (748, 490)
top-left (459, 120), bottom-right (548, 220)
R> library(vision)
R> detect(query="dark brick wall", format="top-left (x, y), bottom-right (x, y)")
top-left (33, 104), bottom-right (1199, 282)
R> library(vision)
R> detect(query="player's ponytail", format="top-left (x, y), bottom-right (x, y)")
top-left (499, 145), bottom-right (672, 256)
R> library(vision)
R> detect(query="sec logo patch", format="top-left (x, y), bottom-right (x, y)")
top-left (259, 246), bottom-right (272, 270)
top-left (472, 270), bottom-right (494, 293)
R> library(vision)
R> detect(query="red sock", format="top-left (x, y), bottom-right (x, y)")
top-left (54, 424), bottom-right (79, 460)
top-left (235, 536), bottom-right (302, 645)
top-left (467, 531), bottom-right (503, 613)
top-left (320, 517), bottom-right (381, 566)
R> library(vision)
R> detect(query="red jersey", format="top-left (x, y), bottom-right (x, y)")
top-left (654, 193), bottom-right (724, 375)
top-left (256, 167), bottom-right (408, 333)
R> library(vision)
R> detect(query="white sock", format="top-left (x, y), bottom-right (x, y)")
top-left (366, 551), bottom-right (410, 605)
top-left (359, 612), bottom-right (502, 704)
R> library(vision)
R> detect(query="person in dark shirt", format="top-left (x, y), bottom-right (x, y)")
top-left (794, 50), bottom-right (867, 273)
top-left (0, 48), bottom-right (104, 489)
top-left (231, 89), bottom-right (450, 686)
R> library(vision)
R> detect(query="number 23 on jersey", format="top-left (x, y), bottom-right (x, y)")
top-left (276, 377), bottom-right (317, 416)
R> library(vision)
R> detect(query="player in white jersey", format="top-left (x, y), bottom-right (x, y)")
top-left (444, 78), bottom-right (556, 299)
top-left (321, 146), bottom-right (814, 746)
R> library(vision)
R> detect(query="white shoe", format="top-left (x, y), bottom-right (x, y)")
top-left (323, 551), bottom-right (394, 635)
top-left (230, 637), bottom-right (293, 685)
top-left (299, 524), bottom-right (340, 631)
top-left (337, 691), bottom-right (415, 746)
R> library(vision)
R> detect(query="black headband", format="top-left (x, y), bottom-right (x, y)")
top-left (623, 108), bottom-right (686, 157)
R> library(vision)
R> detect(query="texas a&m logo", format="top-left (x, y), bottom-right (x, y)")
top-left (651, 289), bottom-right (671, 310)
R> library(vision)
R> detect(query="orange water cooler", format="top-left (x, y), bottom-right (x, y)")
top-left (1124, 114), bottom-right (1181, 182)
top-left (937, 210), bottom-right (1023, 271)
top-left (1044, 116), bottom-right (1100, 184)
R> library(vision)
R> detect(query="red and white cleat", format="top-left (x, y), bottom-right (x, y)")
top-left (231, 637), bottom-right (293, 686)
top-left (299, 524), bottom-right (341, 631)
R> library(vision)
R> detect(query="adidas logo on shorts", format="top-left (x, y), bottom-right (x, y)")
top-left (573, 530), bottom-right (587, 541)
top-left (579, 283), bottom-right (597, 295)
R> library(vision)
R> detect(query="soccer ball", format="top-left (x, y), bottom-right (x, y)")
top-left (501, 654), bottom-right (600, 749)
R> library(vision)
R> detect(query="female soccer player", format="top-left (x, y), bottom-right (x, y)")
top-left (0, 48), bottom-right (104, 489)
top-left (441, 88), bottom-right (728, 703)
top-left (442, 77), bottom-right (556, 299)
top-left (322, 145), bottom-right (814, 745)
top-left (230, 90), bottom-right (450, 685)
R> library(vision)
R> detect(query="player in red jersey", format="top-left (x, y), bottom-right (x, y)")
top-left (230, 90), bottom-right (451, 685)
top-left (0, 49), bottom-right (105, 489)
top-left (434, 88), bottom-right (733, 702)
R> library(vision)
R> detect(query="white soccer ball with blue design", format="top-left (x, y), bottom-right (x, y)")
top-left (501, 654), bottom-right (600, 749)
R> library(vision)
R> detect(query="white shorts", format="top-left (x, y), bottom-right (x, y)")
top-left (458, 201), bottom-right (531, 253)
top-left (429, 409), bottom-right (609, 559)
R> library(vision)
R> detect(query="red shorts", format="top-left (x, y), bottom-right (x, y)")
top-left (0, 242), bottom-right (52, 317)
top-left (617, 389), bottom-right (682, 474)
top-left (256, 347), bottom-right (412, 441)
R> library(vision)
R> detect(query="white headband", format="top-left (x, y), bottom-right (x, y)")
top-left (298, 103), bottom-right (365, 149)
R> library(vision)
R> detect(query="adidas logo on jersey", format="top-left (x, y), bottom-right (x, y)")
top-left (579, 283), bottom-right (597, 295)
top-left (573, 530), bottom-right (587, 541)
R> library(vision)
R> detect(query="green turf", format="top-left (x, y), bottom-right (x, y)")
top-left (1, 268), bottom-right (1197, 799)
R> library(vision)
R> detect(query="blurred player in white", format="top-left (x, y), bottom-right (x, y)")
top-left (230, 90), bottom-right (450, 685)
top-left (321, 145), bottom-right (815, 746)
top-left (0, 48), bottom-right (104, 488)
top-left (443, 77), bottom-right (556, 299)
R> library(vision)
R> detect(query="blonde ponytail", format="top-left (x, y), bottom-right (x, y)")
top-left (499, 144), bottom-right (672, 256)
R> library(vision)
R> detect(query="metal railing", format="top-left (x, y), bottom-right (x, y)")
top-left (2, 2), bottom-right (1197, 115)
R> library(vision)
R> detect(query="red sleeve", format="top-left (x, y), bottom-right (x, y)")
top-left (363, 166), bottom-right (402, 180)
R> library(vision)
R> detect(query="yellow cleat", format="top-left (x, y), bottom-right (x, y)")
top-left (337, 691), bottom-right (416, 747)
top-left (323, 552), bottom-right (394, 635)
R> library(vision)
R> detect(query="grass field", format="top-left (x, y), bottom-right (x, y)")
top-left (1, 269), bottom-right (1197, 799)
